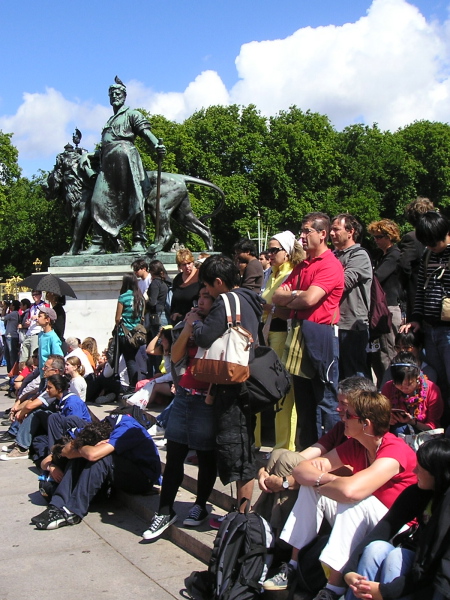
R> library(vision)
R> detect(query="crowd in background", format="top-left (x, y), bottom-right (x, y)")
top-left (1, 199), bottom-right (450, 599)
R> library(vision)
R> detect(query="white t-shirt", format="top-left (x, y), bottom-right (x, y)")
top-left (69, 376), bottom-right (87, 401)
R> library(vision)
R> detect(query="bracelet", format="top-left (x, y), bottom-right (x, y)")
top-left (315, 473), bottom-right (325, 487)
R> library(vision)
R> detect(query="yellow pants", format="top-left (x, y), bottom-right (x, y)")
top-left (254, 330), bottom-right (297, 451)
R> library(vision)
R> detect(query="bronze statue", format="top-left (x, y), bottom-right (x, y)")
top-left (81, 76), bottom-right (166, 254)
top-left (145, 172), bottom-right (224, 254)
top-left (43, 136), bottom-right (97, 255)
top-left (45, 78), bottom-right (225, 255)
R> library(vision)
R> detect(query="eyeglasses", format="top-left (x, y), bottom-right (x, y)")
top-left (394, 345), bottom-right (414, 352)
top-left (299, 228), bottom-right (318, 236)
top-left (373, 235), bottom-right (386, 240)
top-left (266, 247), bottom-right (284, 255)
top-left (43, 365), bottom-right (55, 372)
top-left (344, 410), bottom-right (361, 421)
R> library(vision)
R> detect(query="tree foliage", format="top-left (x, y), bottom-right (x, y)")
top-left (1, 108), bottom-right (450, 276)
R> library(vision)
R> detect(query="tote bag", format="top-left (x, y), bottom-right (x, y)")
top-left (191, 292), bottom-right (253, 385)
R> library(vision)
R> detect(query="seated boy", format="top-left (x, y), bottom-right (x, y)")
top-left (31, 414), bottom-right (161, 530)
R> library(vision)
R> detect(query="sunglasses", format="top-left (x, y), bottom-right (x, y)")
top-left (344, 410), bottom-right (361, 421)
top-left (266, 247), bottom-right (284, 255)
top-left (373, 235), bottom-right (386, 240)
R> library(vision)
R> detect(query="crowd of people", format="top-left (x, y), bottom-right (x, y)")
top-left (1, 200), bottom-right (450, 600)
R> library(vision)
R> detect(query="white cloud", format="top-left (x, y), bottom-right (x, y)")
top-left (127, 70), bottom-right (230, 122)
top-left (230, 0), bottom-right (450, 129)
top-left (3, 0), bottom-right (450, 173)
top-left (0, 87), bottom-right (109, 161)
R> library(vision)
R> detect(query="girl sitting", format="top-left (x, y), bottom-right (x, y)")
top-left (382, 351), bottom-right (443, 435)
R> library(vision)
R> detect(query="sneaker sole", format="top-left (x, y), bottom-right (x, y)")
top-left (0, 453), bottom-right (29, 460)
top-left (36, 517), bottom-right (68, 530)
top-left (262, 582), bottom-right (289, 591)
top-left (183, 515), bottom-right (208, 527)
top-left (142, 514), bottom-right (177, 540)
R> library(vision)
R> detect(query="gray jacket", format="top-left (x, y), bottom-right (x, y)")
top-left (334, 244), bottom-right (372, 330)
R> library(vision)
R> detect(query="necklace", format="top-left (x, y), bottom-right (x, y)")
top-left (365, 437), bottom-right (383, 467)
top-left (391, 374), bottom-right (428, 419)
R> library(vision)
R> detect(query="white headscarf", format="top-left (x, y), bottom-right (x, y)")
top-left (271, 230), bottom-right (295, 256)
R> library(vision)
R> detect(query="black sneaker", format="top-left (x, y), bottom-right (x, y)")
top-left (183, 504), bottom-right (208, 527)
top-left (33, 505), bottom-right (81, 530)
top-left (312, 588), bottom-right (341, 600)
top-left (142, 511), bottom-right (177, 540)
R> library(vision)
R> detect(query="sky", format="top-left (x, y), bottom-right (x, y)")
top-left (1, 0), bottom-right (450, 177)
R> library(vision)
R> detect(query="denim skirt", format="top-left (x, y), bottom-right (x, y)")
top-left (164, 387), bottom-right (216, 451)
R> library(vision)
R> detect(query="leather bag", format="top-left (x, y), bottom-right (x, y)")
top-left (191, 292), bottom-right (253, 385)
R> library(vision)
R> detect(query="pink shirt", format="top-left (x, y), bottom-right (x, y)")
top-left (382, 379), bottom-right (443, 430)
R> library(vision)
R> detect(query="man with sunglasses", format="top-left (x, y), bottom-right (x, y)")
top-left (273, 212), bottom-right (344, 450)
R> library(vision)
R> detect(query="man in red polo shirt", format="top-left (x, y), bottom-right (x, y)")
top-left (273, 212), bottom-right (344, 450)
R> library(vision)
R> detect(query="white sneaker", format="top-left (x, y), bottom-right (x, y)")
top-left (155, 438), bottom-right (167, 448)
top-left (148, 424), bottom-right (165, 437)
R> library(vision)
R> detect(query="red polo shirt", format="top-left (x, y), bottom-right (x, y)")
top-left (280, 249), bottom-right (344, 324)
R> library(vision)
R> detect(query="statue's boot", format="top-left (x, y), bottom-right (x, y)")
top-left (131, 231), bottom-right (148, 254)
top-left (131, 240), bottom-right (147, 253)
top-left (80, 242), bottom-right (105, 255)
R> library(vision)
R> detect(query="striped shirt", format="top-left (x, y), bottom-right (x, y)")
top-left (412, 245), bottom-right (450, 323)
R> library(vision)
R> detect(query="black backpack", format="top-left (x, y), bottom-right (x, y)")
top-left (240, 345), bottom-right (292, 415)
top-left (185, 508), bottom-right (274, 600)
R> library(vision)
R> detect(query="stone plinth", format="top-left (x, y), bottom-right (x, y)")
top-left (46, 253), bottom-right (197, 351)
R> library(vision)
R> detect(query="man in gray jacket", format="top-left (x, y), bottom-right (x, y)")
top-left (330, 214), bottom-right (372, 379)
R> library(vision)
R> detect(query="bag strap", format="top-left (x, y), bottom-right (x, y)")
top-left (220, 292), bottom-right (242, 326)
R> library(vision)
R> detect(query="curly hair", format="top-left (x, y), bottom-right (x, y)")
top-left (405, 197), bottom-right (435, 227)
top-left (176, 248), bottom-right (194, 266)
top-left (367, 219), bottom-right (401, 243)
top-left (72, 420), bottom-right (114, 450)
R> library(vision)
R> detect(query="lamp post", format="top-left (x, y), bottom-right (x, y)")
top-left (33, 258), bottom-right (42, 272)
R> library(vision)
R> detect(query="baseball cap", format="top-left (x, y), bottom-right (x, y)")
top-left (39, 306), bottom-right (57, 321)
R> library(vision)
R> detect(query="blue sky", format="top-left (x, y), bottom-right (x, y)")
top-left (1, 0), bottom-right (450, 176)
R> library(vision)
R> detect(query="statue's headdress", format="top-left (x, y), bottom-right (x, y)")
top-left (109, 75), bottom-right (127, 95)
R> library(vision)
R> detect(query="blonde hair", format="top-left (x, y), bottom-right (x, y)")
top-left (81, 337), bottom-right (100, 365)
top-left (367, 219), bottom-right (401, 243)
top-left (290, 240), bottom-right (306, 267)
top-left (66, 355), bottom-right (85, 377)
top-left (176, 248), bottom-right (194, 266)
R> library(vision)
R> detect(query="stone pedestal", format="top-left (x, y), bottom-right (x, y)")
top-left (47, 253), bottom-right (183, 351)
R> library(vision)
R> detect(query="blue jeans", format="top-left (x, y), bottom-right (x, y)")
top-left (422, 322), bottom-right (450, 403)
top-left (345, 540), bottom-right (440, 600)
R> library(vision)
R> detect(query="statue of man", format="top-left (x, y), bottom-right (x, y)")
top-left (83, 77), bottom-right (166, 253)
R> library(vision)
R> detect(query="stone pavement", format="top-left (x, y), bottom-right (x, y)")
top-left (0, 374), bottom-right (204, 600)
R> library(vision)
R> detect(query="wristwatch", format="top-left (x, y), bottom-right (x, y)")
top-left (282, 476), bottom-right (289, 490)
top-left (291, 290), bottom-right (298, 297)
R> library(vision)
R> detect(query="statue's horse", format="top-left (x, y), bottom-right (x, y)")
top-left (145, 172), bottom-right (225, 254)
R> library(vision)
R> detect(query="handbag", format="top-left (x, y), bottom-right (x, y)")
top-left (191, 292), bottom-right (253, 385)
top-left (241, 345), bottom-right (292, 414)
top-left (120, 301), bottom-right (147, 349)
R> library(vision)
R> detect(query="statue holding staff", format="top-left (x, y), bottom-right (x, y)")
top-left (82, 76), bottom-right (166, 254)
